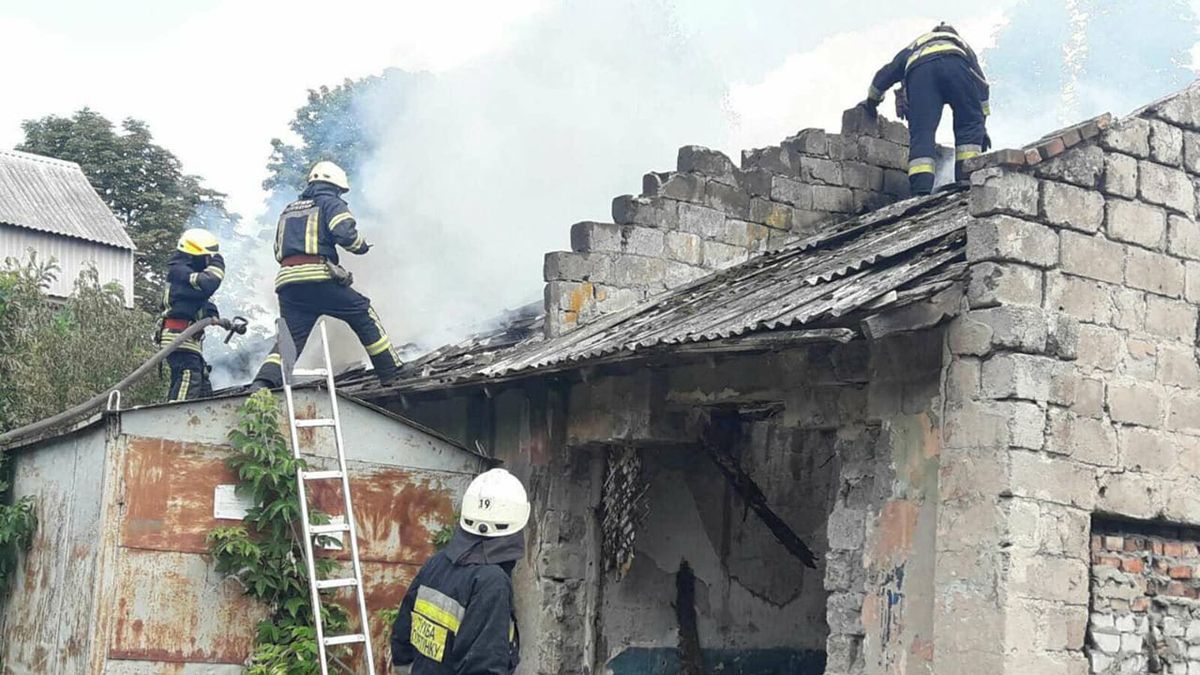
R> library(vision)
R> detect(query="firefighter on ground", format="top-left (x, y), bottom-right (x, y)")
top-left (858, 22), bottom-right (991, 196)
top-left (391, 468), bottom-right (529, 674)
top-left (160, 228), bottom-right (225, 401)
top-left (249, 161), bottom-right (401, 389)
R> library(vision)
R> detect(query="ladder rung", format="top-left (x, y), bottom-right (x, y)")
top-left (295, 418), bottom-right (336, 428)
top-left (302, 470), bottom-right (344, 480)
top-left (324, 634), bottom-right (367, 646)
top-left (310, 523), bottom-right (350, 535)
top-left (292, 368), bottom-right (329, 378)
top-left (315, 577), bottom-right (358, 590)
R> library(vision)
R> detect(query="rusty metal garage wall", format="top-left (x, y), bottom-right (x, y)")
top-left (2, 389), bottom-right (485, 675)
top-left (0, 421), bottom-right (113, 674)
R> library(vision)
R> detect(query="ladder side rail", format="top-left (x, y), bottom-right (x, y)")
top-left (318, 322), bottom-right (376, 672)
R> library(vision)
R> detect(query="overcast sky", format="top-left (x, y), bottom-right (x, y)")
top-left (3, 0), bottom-right (1200, 353)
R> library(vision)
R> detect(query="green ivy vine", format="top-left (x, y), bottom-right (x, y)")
top-left (207, 390), bottom-right (352, 674)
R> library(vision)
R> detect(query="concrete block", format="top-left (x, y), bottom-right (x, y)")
top-left (967, 306), bottom-right (1051, 354)
top-left (883, 169), bottom-right (909, 197)
top-left (1035, 144), bottom-right (1104, 188)
top-left (1148, 86), bottom-right (1200, 130)
top-left (1159, 343), bottom-right (1200, 388)
top-left (721, 219), bottom-right (770, 251)
top-left (1168, 392), bottom-right (1200, 434)
top-left (741, 144), bottom-right (798, 176)
top-left (749, 198), bottom-right (794, 231)
top-left (841, 105), bottom-right (881, 137)
top-left (1077, 324), bottom-right (1121, 373)
top-left (606, 254), bottom-right (668, 289)
top-left (827, 507), bottom-right (866, 550)
top-left (1010, 450), bottom-right (1098, 509)
top-left (969, 262), bottom-right (1043, 308)
top-left (769, 176), bottom-right (813, 208)
top-left (842, 162), bottom-right (884, 191)
top-left (677, 145), bottom-right (740, 185)
top-left (967, 215), bottom-right (1060, 268)
top-left (1011, 553), bottom-right (1090, 605)
top-left (677, 202), bottom-right (725, 239)
top-left (1112, 286), bottom-right (1148, 331)
top-left (798, 155), bottom-right (843, 185)
top-left (880, 118), bottom-right (910, 146)
top-left (702, 240), bottom-right (748, 269)
top-left (644, 171), bottom-right (706, 202)
top-left (661, 260), bottom-right (707, 289)
top-left (943, 401), bottom-right (1010, 449)
top-left (791, 208), bottom-right (829, 235)
top-left (1120, 336), bottom-right (1159, 382)
top-left (1043, 180), bottom-right (1105, 233)
top-left (852, 189), bottom-right (890, 213)
top-left (997, 400), bottom-right (1047, 450)
top-left (1103, 152), bottom-right (1139, 198)
top-left (1126, 246), bottom-right (1185, 297)
top-left (785, 128), bottom-right (829, 156)
top-left (1096, 469), bottom-right (1163, 520)
top-left (570, 221), bottom-right (622, 253)
top-left (1100, 118), bottom-right (1151, 158)
top-left (948, 314), bottom-right (994, 356)
top-left (812, 185), bottom-right (855, 213)
top-left (622, 226), bottom-right (665, 258)
top-left (970, 168), bottom-right (1040, 218)
top-left (1140, 160), bottom-right (1196, 215)
top-left (946, 358), bottom-right (981, 401)
top-left (1044, 273), bottom-right (1114, 324)
top-left (981, 352), bottom-right (1060, 401)
top-left (1047, 408), bottom-right (1118, 466)
top-left (1107, 199), bottom-right (1167, 249)
top-left (1188, 260), bottom-right (1200, 303)
top-left (1120, 426), bottom-right (1176, 474)
top-left (1146, 295), bottom-right (1198, 340)
top-left (1061, 230), bottom-right (1125, 284)
top-left (1171, 216), bottom-right (1200, 260)
top-left (827, 134), bottom-right (860, 161)
top-left (1073, 378), bottom-right (1105, 418)
top-left (544, 251), bottom-right (610, 282)
top-left (1048, 314), bottom-right (1080, 360)
top-left (857, 136), bottom-right (907, 170)
top-left (1184, 131), bottom-right (1200, 174)
top-left (612, 194), bottom-right (677, 227)
top-left (702, 179), bottom-right (751, 218)
top-left (1108, 379), bottom-right (1166, 428)
top-left (738, 167), bottom-right (772, 198)
top-left (1151, 119), bottom-right (1186, 165)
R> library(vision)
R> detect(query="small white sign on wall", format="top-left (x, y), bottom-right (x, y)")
top-left (213, 484), bottom-right (257, 520)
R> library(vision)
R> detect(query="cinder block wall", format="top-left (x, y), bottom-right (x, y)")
top-left (939, 83), bottom-right (1200, 675)
top-left (543, 109), bottom-right (910, 336)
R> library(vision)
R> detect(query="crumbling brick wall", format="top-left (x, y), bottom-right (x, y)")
top-left (939, 82), bottom-right (1200, 674)
top-left (1089, 521), bottom-right (1200, 674)
top-left (543, 109), bottom-right (909, 336)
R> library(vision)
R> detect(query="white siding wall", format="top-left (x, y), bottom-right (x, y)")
top-left (0, 225), bottom-right (135, 307)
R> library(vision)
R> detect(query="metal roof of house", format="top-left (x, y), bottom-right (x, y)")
top-left (342, 188), bottom-right (969, 396)
top-left (0, 149), bottom-right (135, 250)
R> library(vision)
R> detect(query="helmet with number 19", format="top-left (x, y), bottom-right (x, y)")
top-left (459, 468), bottom-right (530, 538)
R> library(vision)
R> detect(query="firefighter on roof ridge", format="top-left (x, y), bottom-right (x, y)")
top-left (249, 160), bottom-right (401, 390)
top-left (160, 228), bottom-right (224, 401)
top-left (858, 22), bottom-right (991, 196)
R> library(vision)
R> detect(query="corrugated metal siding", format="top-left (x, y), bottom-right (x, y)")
top-left (0, 225), bottom-right (135, 307)
top-left (0, 149), bottom-right (135, 250)
top-left (1, 392), bottom-right (487, 675)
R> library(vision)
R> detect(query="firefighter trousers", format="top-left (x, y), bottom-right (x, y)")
top-left (905, 56), bottom-right (988, 195)
top-left (167, 351), bottom-right (212, 402)
top-left (253, 281), bottom-right (400, 387)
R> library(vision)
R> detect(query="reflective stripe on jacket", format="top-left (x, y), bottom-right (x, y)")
top-left (273, 182), bottom-right (369, 288)
top-left (867, 30), bottom-right (990, 111)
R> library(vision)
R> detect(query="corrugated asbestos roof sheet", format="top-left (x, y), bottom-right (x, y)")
top-left (0, 149), bottom-right (135, 250)
top-left (343, 188), bottom-right (968, 396)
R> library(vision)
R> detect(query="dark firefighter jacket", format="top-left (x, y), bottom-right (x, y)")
top-left (867, 29), bottom-right (991, 115)
top-left (159, 251), bottom-right (223, 354)
top-left (273, 182), bottom-right (370, 289)
top-left (391, 529), bottom-right (523, 675)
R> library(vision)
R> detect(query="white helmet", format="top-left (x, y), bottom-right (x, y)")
top-left (460, 468), bottom-right (530, 538)
top-left (308, 160), bottom-right (350, 191)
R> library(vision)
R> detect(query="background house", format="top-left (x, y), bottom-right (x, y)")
top-left (0, 149), bottom-right (135, 307)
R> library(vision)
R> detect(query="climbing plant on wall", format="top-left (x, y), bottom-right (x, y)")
top-left (207, 390), bottom-right (353, 674)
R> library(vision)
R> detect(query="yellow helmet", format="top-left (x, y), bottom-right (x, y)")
top-left (177, 228), bottom-right (219, 256)
top-left (308, 160), bottom-right (350, 191)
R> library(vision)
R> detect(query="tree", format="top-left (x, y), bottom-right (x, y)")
top-left (18, 109), bottom-right (237, 311)
top-left (263, 74), bottom-right (393, 196)
top-left (0, 254), bottom-right (162, 432)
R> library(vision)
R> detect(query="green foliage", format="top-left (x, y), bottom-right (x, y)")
top-left (208, 390), bottom-right (351, 674)
top-left (0, 254), bottom-right (162, 432)
top-left (18, 109), bottom-right (237, 311)
top-left (263, 76), bottom-right (386, 195)
top-left (0, 452), bottom-right (37, 597)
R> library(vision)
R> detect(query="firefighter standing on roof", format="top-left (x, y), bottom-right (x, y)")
top-left (390, 469), bottom-right (529, 675)
top-left (858, 23), bottom-right (991, 196)
top-left (160, 228), bottom-right (224, 401)
top-left (250, 161), bottom-right (401, 389)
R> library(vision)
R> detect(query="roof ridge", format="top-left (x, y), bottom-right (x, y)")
top-left (0, 148), bottom-right (84, 170)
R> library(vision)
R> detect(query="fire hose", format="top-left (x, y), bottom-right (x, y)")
top-left (0, 316), bottom-right (249, 448)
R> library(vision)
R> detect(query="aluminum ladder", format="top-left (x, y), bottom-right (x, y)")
top-left (278, 319), bottom-right (375, 675)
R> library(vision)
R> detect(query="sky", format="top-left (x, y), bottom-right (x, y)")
top-left (2, 0), bottom-right (1200, 370)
